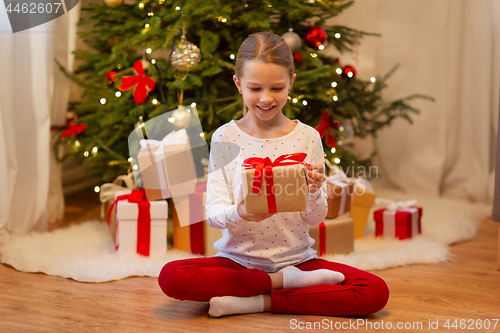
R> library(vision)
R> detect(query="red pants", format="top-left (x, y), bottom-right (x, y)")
top-left (158, 257), bottom-right (389, 316)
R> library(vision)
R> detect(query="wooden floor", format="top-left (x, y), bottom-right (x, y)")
top-left (1, 189), bottom-right (499, 332)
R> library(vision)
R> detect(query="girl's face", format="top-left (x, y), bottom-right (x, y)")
top-left (234, 60), bottom-right (295, 122)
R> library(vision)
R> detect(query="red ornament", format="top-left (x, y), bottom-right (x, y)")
top-left (106, 69), bottom-right (117, 84)
top-left (315, 109), bottom-right (339, 148)
top-left (341, 65), bottom-right (356, 79)
top-left (304, 25), bottom-right (327, 49)
top-left (60, 116), bottom-right (87, 140)
top-left (117, 60), bottom-right (156, 104)
top-left (293, 52), bottom-right (302, 62)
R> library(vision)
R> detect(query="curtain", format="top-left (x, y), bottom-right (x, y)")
top-left (0, 5), bottom-right (80, 246)
top-left (335, 0), bottom-right (499, 202)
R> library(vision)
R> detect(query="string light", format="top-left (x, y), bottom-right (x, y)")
top-left (370, 77), bottom-right (376, 83)
top-left (159, 0), bottom-right (164, 4)
top-left (168, 117), bottom-right (175, 123)
top-left (128, 157), bottom-right (133, 162)
top-left (115, 91), bottom-right (121, 97)
top-left (334, 158), bottom-right (341, 164)
top-left (347, 71), bottom-right (353, 78)
top-left (100, 98), bottom-right (106, 104)
top-left (331, 82), bottom-right (337, 88)
top-left (302, 100), bottom-right (308, 106)
top-left (221, 18), bottom-right (227, 23)
top-left (331, 148), bottom-right (336, 154)
top-left (175, 6), bottom-right (180, 10)
top-left (132, 164), bottom-right (139, 170)
top-left (292, 98), bottom-right (298, 103)
top-left (336, 68), bottom-right (342, 74)
top-left (94, 186), bottom-right (100, 193)
top-left (92, 147), bottom-right (98, 156)
top-left (151, 59), bottom-right (156, 64)
top-left (230, 54), bottom-right (235, 60)
top-left (145, 23), bottom-right (150, 28)
top-left (75, 140), bottom-right (80, 148)
top-left (148, 12), bottom-right (154, 16)
top-left (199, 132), bottom-right (205, 138)
top-left (335, 33), bottom-right (341, 39)
top-left (318, 45), bottom-right (325, 50)
top-left (84, 151), bottom-right (89, 157)
top-left (146, 48), bottom-right (152, 54)
top-left (191, 102), bottom-right (196, 107)
top-left (310, 53), bottom-right (318, 58)
top-left (333, 95), bottom-right (338, 101)
top-left (152, 99), bottom-right (158, 105)
top-left (138, 3), bottom-right (144, 9)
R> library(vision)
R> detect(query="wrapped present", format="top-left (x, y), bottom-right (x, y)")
top-left (107, 189), bottom-right (168, 256)
top-left (242, 153), bottom-right (309, 214)
top-left (350, 187), bottom-right (376, 239)
top-left (374, 199), bottom-right (422, 240)
top-left (309, 214), bottom-right (354, 255)
top-left (172, 182), bottom-right (222, 256)
top-left (137, 128), bottom-right (197, 201)
top-left (99, 173), bottom-right (135, 219)
top-left (326, 178), bottom-right (354, 219)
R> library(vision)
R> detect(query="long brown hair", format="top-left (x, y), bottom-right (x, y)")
top-left (235, 32), bottom-right (294, 115)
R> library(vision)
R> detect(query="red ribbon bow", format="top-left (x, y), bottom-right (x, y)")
top-left (59, 116), bottom-right (87, 140)
top-left (107, 188), bottom-right (152, 256)
top-left (242, 153), bottom-right (307, 214)
top-left (315, 109), bottom-right (339, 148)
top-left (117, 60), bottom-right (156, 104)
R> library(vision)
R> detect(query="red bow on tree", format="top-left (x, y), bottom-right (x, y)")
top-left (117, 60), bottom-right (156, 104)
top-left (58, 116), bottom-right (87, 140)
top-left (315, 109), bottom-right (339, 148)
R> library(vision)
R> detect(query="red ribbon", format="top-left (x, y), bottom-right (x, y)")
top-left (53, 116), bottom-right (87, 140)
top-left (188, 181), bottom-right (207, 255)
top-left (107, 188), bottom-right (152, 256)
top-left (117, 60), bottom-right (156, 104)
top-left (319, 222), bottom-right (326, 256)
top-left (315, 109), bottom-right (338, 148)
top-left (242, 153), bottom-right (307, 214)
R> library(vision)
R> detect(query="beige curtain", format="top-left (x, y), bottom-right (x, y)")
top-left (334, 0), bottom-right (499, 202)
top-left (0, 5), bottom-right (80, 246)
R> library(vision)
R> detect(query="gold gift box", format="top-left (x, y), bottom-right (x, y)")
top-left (309, 214), bottom-right (354, 255)
top-left (326, 181), bottom-right (354, 219)
top-left (350, 188), bottom-right (376, 239)
top-left (243, 164), bottom-right (308, 214)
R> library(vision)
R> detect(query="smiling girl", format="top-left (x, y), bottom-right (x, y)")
top-left (158, 32), bottom-right (389, 317)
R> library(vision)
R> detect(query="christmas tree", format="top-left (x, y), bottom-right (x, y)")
top-left (58, 0), bottom-right (432, 182)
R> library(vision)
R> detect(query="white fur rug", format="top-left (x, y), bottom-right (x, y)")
top-left (0, 189), bottom-right (492, 283)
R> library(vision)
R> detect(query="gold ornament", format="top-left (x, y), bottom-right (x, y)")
top-left (171, 105), bottom-right (192, 128)
top-left (104, 0), bottom-right (123, 8)
top-left (171, 36), bottom-right (201, 72)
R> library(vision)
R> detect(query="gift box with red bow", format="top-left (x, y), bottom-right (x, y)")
top-left (309, 214), bottom-right (354, 256)
top-left (137, 128), bottom-right (197, 201)
top-left (107, 189), bottom-right (168, 256)
top-left (172, 181), bottom-right (222, 256)
top-left (242, 153), bottom-right (309, 215)
top-left (373, 200), bottom-right (422, 240)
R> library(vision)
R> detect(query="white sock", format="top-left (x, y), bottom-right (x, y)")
top-left (209, 295), bottom-right (265, 317)
top-left (281, 266), bottom-right (345, 289)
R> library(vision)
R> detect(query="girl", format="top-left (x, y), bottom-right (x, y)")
top-left (158, 32), bottom-right (389, 317)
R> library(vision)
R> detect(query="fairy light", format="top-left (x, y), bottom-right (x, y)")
top-left (145, 23), bottom-right (150, 28)
top-left (133, 164), bottom-right (139, 170)
top-left (336, 68), bottom-right (342, 75)
top-left (175, 6), bottom-right (180, 10)
top-left (115, 91), bottom-right (121, 97)
top-left (152, 99), bottom-right (158, 105)
top-left (292, 98), bottom-right (298, 103)
top-left (151, 59), bottom-right (156, 64)
top-left (287, 96), bottom-right (292, 100)
top-left (199, 132), bottom-right (205, 138)
top-left (221, 18), bottom-right (227, 23)
top-left (191, 102), bottom-right (196, 107)
top-left (333, 95), bottom-right (338, 101)
top-left (335, 33), bottom-right (341, 39)
top-left (268, 4), bottom-right (272, 7)
top-left (128, 157), bottom-right (133, 162)
top-left (370, 77), bottom-right (376, 83)
top-left (100, 98), bottom-right (106, 104)
top-left (75, 140), bottom-right (80, 148)
top-left (168, 117), bottom-right (175, 123)
top-left (138, 3), bottom-right (144, 9)
top-left (230, 54), bottom-right (235, 60)
top-left (318, 45), bottom-right (325, 50)
top-left (310, 53), bottom-right (317, 58)
top-left (94, 186), bottom-right (100, 193)
top-left (347, 71), bottom-right (353, 78)
top-left (148, 12), bottom-right (154, 16)
top-left (302, 100), bottom-right (308, 106)
top-left (92, 147), bottom-right (98, 153)
top-left (84, 151), bottom-right (89, 157)
top-left (159, 0), bottom-right (164, 3)
top-left (331, 82), bottom-right (337, 88)
top-left (146, 48), bottom-right (152, 54)
top-left (331, 148), bottom-right (336, 154)
top-left (334, 158), bottom-right (341, 164)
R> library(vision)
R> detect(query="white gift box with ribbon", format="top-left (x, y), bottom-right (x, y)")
top-left (137, 129), bottom-right (197, 201)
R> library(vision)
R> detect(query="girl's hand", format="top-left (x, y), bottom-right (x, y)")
top-left (306, 163), bottom-right (326, 198)
top-left (237, 186), bottom-right (274, 222)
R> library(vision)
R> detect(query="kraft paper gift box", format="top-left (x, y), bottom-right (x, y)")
top-left (137, 128), bottom-right (197, 201)
top-left (309, 214), bottom-right (354, 255)
top-left (108, 189), bottom-right (168, 257)
top-left (374, 206), bottom-right (422, 240)
top-left (326, 180), bottom-right (354, 219)
top-left (172, 182), bottom-right (222, 256)
top-left (242, 154), bottom-right (308, 215)
top-left (350, 188), bottom-right (376, 239)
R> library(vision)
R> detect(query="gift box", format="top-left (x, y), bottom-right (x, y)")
top-left (326, 180), bottom-right (354, 219)
top-left (172, 182), bottom-right (222, 256)
top-left (374, 206), bottom-right (422, 240)
top-left (350, 188), bottom-right (376, 239)
top-left (242, 153), bottom-right (308, 214)
top-left (137, 129), bottom-right (197, 201)
top-left (108, 189), bottom-right (168, 256)
top-left (309, 214), bottom-right (354, 255)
